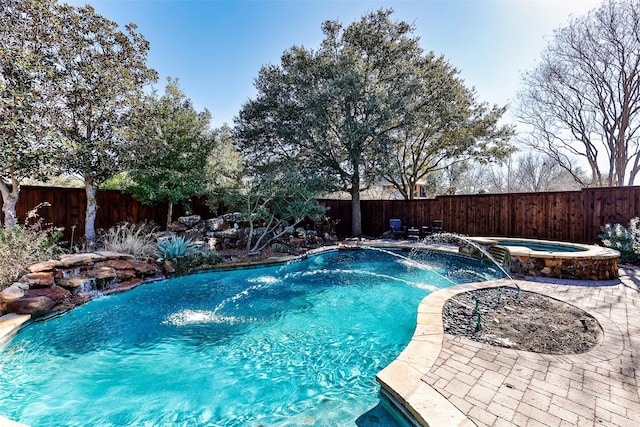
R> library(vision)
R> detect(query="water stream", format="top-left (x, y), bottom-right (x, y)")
top-left (418, 232), bottom-right (514, 280)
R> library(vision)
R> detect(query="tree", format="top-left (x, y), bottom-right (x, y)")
top-left (444, 152), bottom-right (585, 195)
top-left (384, 55), bottom-right (513, 200)
top-left (0, 0), bottom-right (58, 228)
top-left (217, 169), bottom-right (326, 254)
top-left (518, 0), bottom-right (640, 186)
top-left (205, 124), bottom-right (245, 202)
top-left (125, 78), bottom-right (214, 228)
top-left (51, 4), bottom-right (157, 244)
top-left (236, 9), bottom-right (434, 236)
top-left (205, 129), bottom-right (325, 253)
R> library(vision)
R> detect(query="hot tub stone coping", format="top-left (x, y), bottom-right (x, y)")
top-left (478, 236), bottom-right (620, 260)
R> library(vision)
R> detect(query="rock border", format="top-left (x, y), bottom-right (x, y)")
top-left (0, 252), bottom-right (164, 320)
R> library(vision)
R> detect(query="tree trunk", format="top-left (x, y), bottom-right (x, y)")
top-left (166, 202), bottom-right (174, 230)
top-left (250, 215), bottom-right (275, 253)
top-left (0, 176), bottom-right (19, 229)
top-left (408, 182), bottom-right (416, 200)
top-left (84, 178), bottom-right (98, 245)
top-left (350, 174), bottom-right (362, 236)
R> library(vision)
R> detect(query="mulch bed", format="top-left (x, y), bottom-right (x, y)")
top-left (442, 287), bottom-right (603, 354)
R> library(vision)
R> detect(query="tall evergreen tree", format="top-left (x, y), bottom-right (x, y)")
top-left (236, 9), bottom-right (511, 235)
top-left (126, 78), bottom-right (215, 228)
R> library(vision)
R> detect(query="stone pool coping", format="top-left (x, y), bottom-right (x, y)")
top-left (0, 313), bottom-right (31, 348)
top-left (0, 316), bottom-right (32, 424)
top-left (476, 236), bottom-right (620, 260)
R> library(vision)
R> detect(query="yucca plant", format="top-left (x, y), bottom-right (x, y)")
top-left (155, 235), bottom-right (196, 260)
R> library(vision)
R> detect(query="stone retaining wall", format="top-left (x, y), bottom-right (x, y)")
top-left (0, 252), bottom-right (163, 319)
top-left (509, 255), bottom-right (619, 280)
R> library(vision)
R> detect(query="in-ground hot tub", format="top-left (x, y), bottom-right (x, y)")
top-left (473, 237), bottom-right (620, 280)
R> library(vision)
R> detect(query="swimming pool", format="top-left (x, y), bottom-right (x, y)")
top-left (0, 248), bottom-right (503, 426)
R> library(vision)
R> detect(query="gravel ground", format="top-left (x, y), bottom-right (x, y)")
top-left (442, 287), bottom-right (603, 354)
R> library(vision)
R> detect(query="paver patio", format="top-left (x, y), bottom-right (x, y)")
top-left (380, 265), bottom-right (640, 426)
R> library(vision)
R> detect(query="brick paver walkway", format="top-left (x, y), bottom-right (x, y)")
top-left (421, 267), bottom-right (640, 426)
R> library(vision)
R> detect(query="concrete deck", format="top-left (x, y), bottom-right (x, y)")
top-left (378, 266), bottom-right (640, 426)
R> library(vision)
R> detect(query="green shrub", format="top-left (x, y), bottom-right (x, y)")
top-left (155, 235), bottom-right (196, 259)
top-left (171, 250), bottom-right (224, 276)
top-left (100, 221), bottom-right (157, 258)
top-left (600, 217), bottom-right (640, 263)
top-left (0, 222), bottom-right (63, 291)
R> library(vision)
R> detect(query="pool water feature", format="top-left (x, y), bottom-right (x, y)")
top-left (0, 249), bottom-right (504, 427)
top-left (418, 232), bottom-right (514, 280)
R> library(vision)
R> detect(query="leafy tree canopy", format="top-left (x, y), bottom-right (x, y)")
top-left (51, 4), bottom-right (158, 243)
top-left (0, 0), bottom-right (59, 228)
top-left (126, 77), bottom-right (215, 228)
top-left (236, 9), bottom-right (512, 233)
top-left (384, 55), bottom-right (514, 200)
top-left (236, 9), bottom-right (430, 236)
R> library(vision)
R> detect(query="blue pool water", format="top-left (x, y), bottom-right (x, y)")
top-left (496, 240), bottom-right (585, 253)
top-left (0, 249), bottom-right (503, 426)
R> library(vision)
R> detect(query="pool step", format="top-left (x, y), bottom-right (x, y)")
top-left (0, 313), bottom-right (31, 348)
top-left (0, 415), bottom-right (29, 427)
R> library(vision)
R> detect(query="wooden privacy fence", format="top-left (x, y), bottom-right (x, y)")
top-left (320, 186), bottom-right (640, 244)
top-left (3, 185), bottom-right (639, 245)
top-left (4, 186), bottom-right (213, 244)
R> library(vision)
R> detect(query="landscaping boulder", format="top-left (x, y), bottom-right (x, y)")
top-left (28, 260), bottom-right (63, 273)
top-left (0, 285), bottom-right (25, 303)
top-left (94, 251), bottom-right (134, 260)
top-left (115, 269), bottom-right (137, 281)
top-left (222, 212), bottom-right (243, 223)
top-left (57, 276), bottom-right (96, 291)
top-left (0, 284), bottom-right (26, 313)
top-left (206, 218), bottom-right (225, 231)
top-left (59, 253), bottom-right (106, 268)
top-left (168, 221), bottom-right (188, 232)
top-left (178, 215), bottom-right (201, 228)
top-left (128, 260), bottom-right (161, 276)
top-left (86, 267), bottom-right (118, 289)
top-left (7, 296), bottom-right (56, 318)
top-left (19, 272), bottom-right (55, 288)
top-left (25, 286), bottom-right (71, 303)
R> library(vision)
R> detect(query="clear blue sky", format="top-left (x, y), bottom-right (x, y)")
top-left (63, 0), bottom-right (600, 128)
